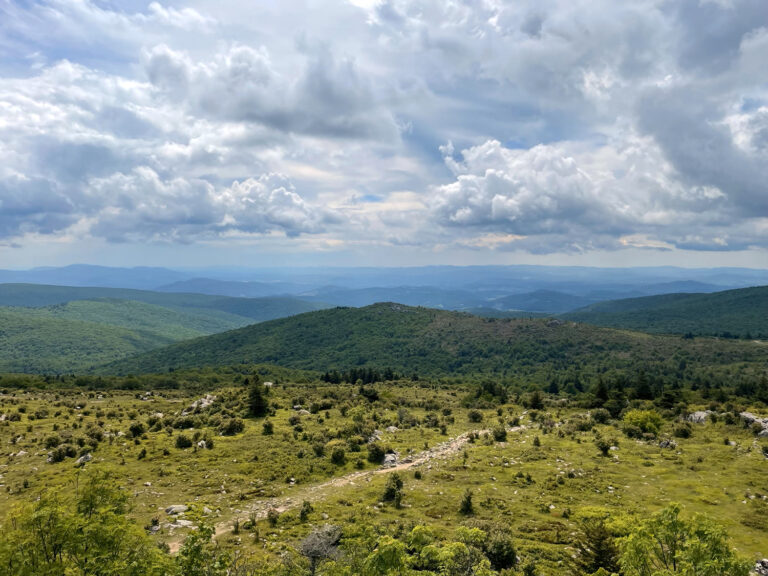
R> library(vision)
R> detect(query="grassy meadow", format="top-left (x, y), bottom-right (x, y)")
top-left (2, 378), bottom-right (766, 574)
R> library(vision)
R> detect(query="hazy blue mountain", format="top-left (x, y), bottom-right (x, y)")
top-left (0, 264), bottom-right (190, 290)
top-left (298, 286), bottom-right (486, 309)
top-left (157, 278), bottom-right (308, 297)
top-left (2, 265), bottom-right (765, 305)
top-left (488, 290), bottom-right (595, 313)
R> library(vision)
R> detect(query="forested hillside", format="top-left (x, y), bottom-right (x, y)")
top-left (0, 284), bottom-right (330, 373)
top-left (563, 285), bottom-right (768, 337)
top-left (106, 303), bottom-right (768, 392)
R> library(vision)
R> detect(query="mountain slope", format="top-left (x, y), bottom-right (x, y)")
top-left (0, 308), bottom-right (173, 373)
top-left (562, 285), bottom-right (768, 337)
top-left (29, 299), bottom-right (239, 341)
top-left (105, 303), bottom-right (768, 381)
top-left (0, 284), bottom-right (331, 373)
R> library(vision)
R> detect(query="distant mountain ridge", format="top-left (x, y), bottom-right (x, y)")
top-left (3, 264), bottom-right (765, 313)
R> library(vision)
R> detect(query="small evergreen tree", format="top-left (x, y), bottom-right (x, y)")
top-left (459, 489), bottom-right (474, 515)
top-left (248, 380), bottom-right (268, 417)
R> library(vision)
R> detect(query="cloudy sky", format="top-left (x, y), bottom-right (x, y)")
top-left (1, 0), bottom-right (767, 268)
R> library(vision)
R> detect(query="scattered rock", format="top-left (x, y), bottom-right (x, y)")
top-left (293, 405), bottom-right (303, 410)
top-left (385, 426), bottom-right (399, 433)
top-left (368, 430), bottom-right (382, 443)
top-left (741, 412), bottom-right (768, 432)
top-left (686, 411), bottom-right (712, 424)
top-left (659, 439), bottom-right (677, 450)
top-left (75, 453), bottom-right (92, 467)
top-left (298, 410), bottom-right (311, 416)
top-left (755, 559), bottom-right (768, 576)
top-left (174, 519), bottom-right (194, 528)
top-left (197, 440), bottom-right (207, 449)
top-left (741, 412), bottom-right (759, 425)
top-left (183, 395), bottom-right (216, 415)
top-left (263, 381), bottom-right (273, 388)
top-left (166, 505), bottom-right (189, 515)
top-left (382, 452), bottom-right (398, 468)
top-left (14, 450), bottom-right (28, 457)
top-left (203, 507), bottom-right (213, 515)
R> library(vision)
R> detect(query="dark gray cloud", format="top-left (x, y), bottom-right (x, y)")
top-left (143, 43), bottom-right (400, 140)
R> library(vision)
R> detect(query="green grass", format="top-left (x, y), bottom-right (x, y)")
top-left (1, 382), bottom-right (766, 574)
top-left (563, 285), bottom-right (768, 338)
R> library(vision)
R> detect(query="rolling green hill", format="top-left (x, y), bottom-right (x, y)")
top-left (0, 283), bottom-right (328, 322)
top-left (0, 307), bottom-right (173, 373)
top-left (562, 285), bottom-right (768, 337)
top-left (17, 299), bottom-right (240, 341)
top-left (105, 303), bottom-right (768, 385)
top-left (0, 284), bottom-right (331, 373)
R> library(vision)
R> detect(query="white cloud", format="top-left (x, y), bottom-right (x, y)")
top-left (0, 0), bottom-right (766, 263)
top-left (430, 137), bottom-right (758, 253)
top-left (83, 169), bottom-right (334, 242)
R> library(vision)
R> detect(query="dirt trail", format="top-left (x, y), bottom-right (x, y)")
top-left (167, 426), bottom-right (525, 553)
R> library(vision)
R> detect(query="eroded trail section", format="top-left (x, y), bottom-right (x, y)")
top-left (168, 426), bottom-right (526, 553)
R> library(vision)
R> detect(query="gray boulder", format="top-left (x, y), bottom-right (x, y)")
top-left (686, 411), bottom-right (711, 424)
top-left (755, 559), bottom-right (768, 576)
top-left (75, 453), bottom-right (92, 466)
top-left (166, 504), bottom-right (189, 515)
top-left (382, 453), bottom-right (398, 468)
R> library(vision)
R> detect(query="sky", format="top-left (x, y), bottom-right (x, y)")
top-left (0, 0), bottom-right (767, 269)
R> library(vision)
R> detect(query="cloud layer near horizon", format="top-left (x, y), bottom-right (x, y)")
top-left (0, 0), bottom-right (766, 259)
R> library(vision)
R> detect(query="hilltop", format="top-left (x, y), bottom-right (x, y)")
top-left (105, 303), bottom-right (768, 386)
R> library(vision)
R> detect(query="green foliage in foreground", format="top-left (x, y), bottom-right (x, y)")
top-left (0, 471), bottom-right (752, 576)
top-left (620, 504), bottom-right (752, 576)
top-left (563, 285), bottom-right (768, 338)
top-left (0, 471), bottom-right (171, 576)
top-left (0, 377), bottom-right (765, 575)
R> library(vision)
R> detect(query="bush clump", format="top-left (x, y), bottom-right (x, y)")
top-left (175, 434), bottom-right (193, 449)
top-left (219, 418), bottom-right (245, 436)
top-left (622, 409), bottom-right (663, 437)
